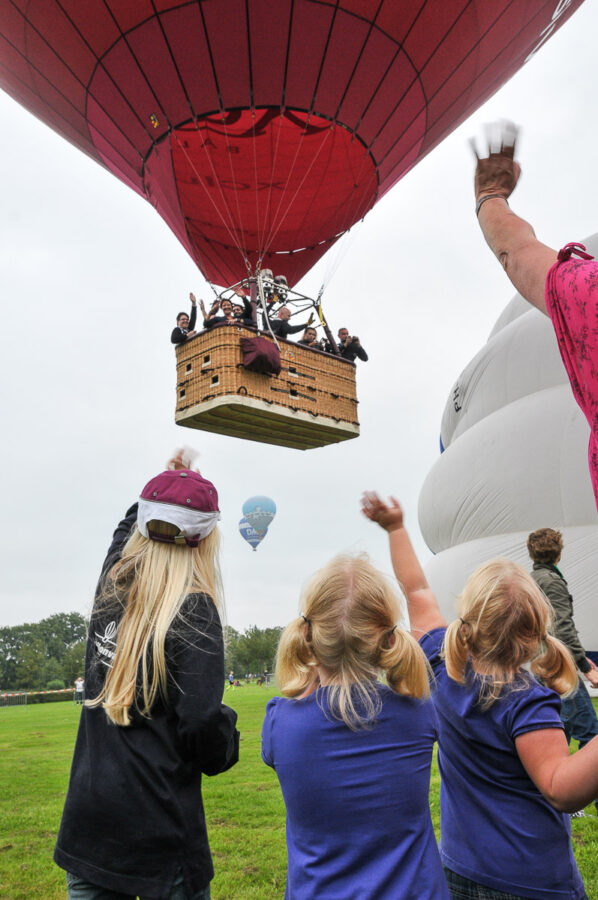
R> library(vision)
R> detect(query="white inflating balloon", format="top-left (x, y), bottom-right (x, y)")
top-left (419, 235), bottom-right (598, 653)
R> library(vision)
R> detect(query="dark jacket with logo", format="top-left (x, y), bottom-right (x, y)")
top-left (531, 562), bottom-right (590, 674)
top-left (54, 505), bottom-right (239, 898)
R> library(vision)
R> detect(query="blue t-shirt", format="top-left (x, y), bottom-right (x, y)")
top-left (421, 628), bottom-right (585, 900)
top-left (262, 683), bottom-right (449, 900)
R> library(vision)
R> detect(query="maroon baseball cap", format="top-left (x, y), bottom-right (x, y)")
top-left (138, 469), bottom-right (220, 546)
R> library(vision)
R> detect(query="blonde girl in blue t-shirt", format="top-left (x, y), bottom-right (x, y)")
top-left (262, 554), bottom-right (450, 900)
top-left (363, 492), bottom-right (598, 900)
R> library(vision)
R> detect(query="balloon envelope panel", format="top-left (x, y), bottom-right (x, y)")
top-left (0, 0), bottom-right (584, 285)
top-left (420, 249), bottom-right (598, 654)
top-left (238, 517), bottom-right (267, 551)
top-left (242, 496), bottom-right (276, 534)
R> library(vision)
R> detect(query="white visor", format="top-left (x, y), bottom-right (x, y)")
top-left (137, 498), bottom-right (220, 542)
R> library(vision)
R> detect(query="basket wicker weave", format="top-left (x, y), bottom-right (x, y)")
top-left (175, 325), bottom-right (360, 450)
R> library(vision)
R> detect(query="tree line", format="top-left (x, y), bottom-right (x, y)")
top-left (0, 613), bottom-right (88, 691)
top-left (224, 625), bottom-right (283, 678)
top-left (0, 614), bottom-right (283, 691)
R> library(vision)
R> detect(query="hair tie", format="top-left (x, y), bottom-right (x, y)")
top-left (390, 625), bottom-right (397, 634)
top-left (459, 617), bottom-right (467, 626)
top-left (301, 614), bottom-right (311, 625)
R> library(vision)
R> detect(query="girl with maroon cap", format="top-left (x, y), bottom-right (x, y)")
top-left (55, 450), bottom-right (238, 900)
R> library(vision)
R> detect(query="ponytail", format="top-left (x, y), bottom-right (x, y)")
top-left (531, 634), bottom-right (578, 696)
top-left (443, 619), bottom-right (470, 685)
top-left (444, 558), bottom-right (579, 708)
top-left (275, 617), bottom-right (316, 698)
top-left (380, 628), bottom-right (430, 699)
top-left (276, 555), bottom-right (434, 729)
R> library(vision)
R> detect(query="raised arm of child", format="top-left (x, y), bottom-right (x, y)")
top-left (361, 492), bottom-right (446, 636)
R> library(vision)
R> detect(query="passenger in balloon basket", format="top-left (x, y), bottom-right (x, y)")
top-left (231, 288), bottom-right (254, 327)
top-left (268, 305), bottom-right (314, 339)
top-left (472, 121), bottom-right (598, 509)
top-left (297, 326), bottom-right (320, 348)
top-left (362, 491), bottom-right (598, 900)
top-left (201, 296), bottom-right (236, 329)
top-left (170, 292), bottom-right (198, 344)
top-left (54, 449), bottom-right (238, 900)
top-left (527, 527), bottom-right (598, 816)
top-left (337, 327), bottom-right (368, 361)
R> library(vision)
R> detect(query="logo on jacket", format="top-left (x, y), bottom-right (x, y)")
top-left (94, 620), bottom-right (117, 667)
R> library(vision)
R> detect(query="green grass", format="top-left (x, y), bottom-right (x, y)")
top-left (0, 689), bottom-right (596, 899)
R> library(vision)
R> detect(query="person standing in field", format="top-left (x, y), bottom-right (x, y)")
top-left (73, 677), bottom-right (84, 705)
top-left (528, 527), bottom-right (598, 814)
top-left (262, 554), bottom-right (449, 899)
top-left (54, 451), bottom-right (238, 900)
top-left (363, 492), bottom-right (598, 900)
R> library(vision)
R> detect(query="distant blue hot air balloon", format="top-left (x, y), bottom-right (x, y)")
top-left (238, 517), bottom-right (267, 552)
top-left (242, 496), bottom-right (276, 535)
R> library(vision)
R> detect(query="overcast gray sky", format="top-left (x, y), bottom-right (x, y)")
top-left (2, 2), bottom-right (598, 632)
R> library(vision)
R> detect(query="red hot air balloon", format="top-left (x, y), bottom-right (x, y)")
top-left (0, 0), bottom-right (584, 288)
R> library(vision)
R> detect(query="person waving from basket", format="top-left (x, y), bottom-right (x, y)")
top-left (171, 293), bottom-right (198, 344)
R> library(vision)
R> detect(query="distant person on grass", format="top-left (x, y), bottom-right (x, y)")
top-left (73, 677), bottom-right (84, 705)
top-left (54, 450), bottom-right (238, 900)
top-left (363, 492), bottom-right (598, 900)
top-left (262, 555), bottom-right (449, 899)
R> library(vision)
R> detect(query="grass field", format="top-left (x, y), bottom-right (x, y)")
top-left (0, 687), bottom-right (596, 899)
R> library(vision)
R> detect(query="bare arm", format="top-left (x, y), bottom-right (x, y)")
top-left (473, 123), bottom-right (557, 315)
top-left (361, 493), bottom-right (446, 636)
top-left (477, 200), bottom-right (556, 315)
top-left (516, 729), bottom-right (598, 812)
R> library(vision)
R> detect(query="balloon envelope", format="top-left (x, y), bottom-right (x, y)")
top-left (419, 239), bottom-right (598, 654)
top-left (242, 496), bottom-right (277, 534)
top-left (0, 1), bottom-right (583, 286)
top-left (238, 517), bottom-right (267, 552)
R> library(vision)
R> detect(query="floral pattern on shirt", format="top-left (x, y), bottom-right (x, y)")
top-left (546, 244), bottom-right (598, 508)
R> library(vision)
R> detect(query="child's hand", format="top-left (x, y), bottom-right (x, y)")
top-left (167, 447), bottom-right (200, 472)
top-left (361, 492), bottom-right (404, 532)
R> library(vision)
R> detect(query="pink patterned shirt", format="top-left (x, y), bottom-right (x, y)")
top-left (546, 243), bottom-right (598, 508)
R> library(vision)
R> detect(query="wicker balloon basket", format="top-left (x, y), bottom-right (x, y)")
top-left (175, 325), bottom-right (360, 450)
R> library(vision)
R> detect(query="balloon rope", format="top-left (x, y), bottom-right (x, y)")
top-left (173, 128), bottom-right (247, 263)
top-left (258, 109), bottom-right (304, 260)
top-left (261, 121), bottom-right (335, 260)
top-left (249, 108), bottom-right (263, 259)
top-left (319, 219), bottom-right (367, 292)
top-left (216, 110), bottom-right (250, 261)
top-left (278, 123), bottom-right (342, 262)
top-left (256, 109), bottom-right (287, 263)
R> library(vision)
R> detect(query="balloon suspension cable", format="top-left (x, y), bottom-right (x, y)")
top-left (206, 277), bottom-right (220, 300)
top-left (315, 289), bottom-right (340, 355)
top-left (174, 126), bottom-right (248, 269)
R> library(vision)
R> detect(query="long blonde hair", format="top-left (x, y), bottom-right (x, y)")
top-left (275, 554), bottom-right (430, 729)
top-left (443, 558), bottom-right (577, 707)
top-left (87, 520), bottom-right (222, 726)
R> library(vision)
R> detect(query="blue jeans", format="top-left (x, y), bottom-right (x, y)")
top-left (66, 870), bottom-right (210, 900)
top-left (443, 868), bottom-right (589, 900)
top-left (561, 682), bottom-right (598, 747)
